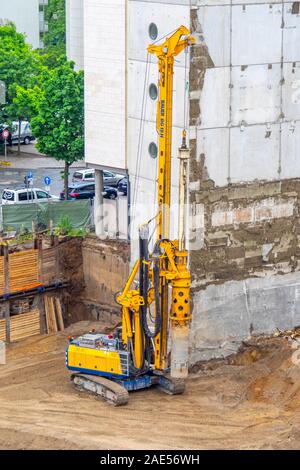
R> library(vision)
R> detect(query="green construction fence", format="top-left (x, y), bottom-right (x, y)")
top-left (1, 200), bottom-right (92, 232)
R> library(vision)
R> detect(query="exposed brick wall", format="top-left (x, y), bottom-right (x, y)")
top-left (190, 180), bottom-right (300, 290)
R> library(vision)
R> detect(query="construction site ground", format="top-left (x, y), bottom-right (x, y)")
top-left (0, 320), bottom-right (300, 450)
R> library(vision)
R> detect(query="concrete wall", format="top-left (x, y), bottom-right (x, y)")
top-left (82, 237), bottom-right (129, 316)
top-left (128, 0), bottom-right (191, 258)
top-left (84, 0), bottom-right (127, 172)
top-left (190, 1), bottom-right (300, 186)
top-left (0, 0), bottom-right (40, 48)
top-left (190, 0), bottom-right (300, 362)
top-left (66, 0), bottom-right (84, 70)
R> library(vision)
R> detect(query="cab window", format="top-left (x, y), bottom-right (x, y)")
top-left (18, 191), bottom-right (33, 201)
top-left (36, 191), bottom-right (50, 199)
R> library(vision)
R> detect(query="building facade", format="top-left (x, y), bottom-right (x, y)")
top-left (67, 0), bottom-right (300, 363)
top-left (0, 0), bottom-right (47, 49)
top-left (66, 0), bottom-right (84, 70)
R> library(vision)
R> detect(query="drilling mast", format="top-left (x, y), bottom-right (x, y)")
top-left (66, 26), bottom-right (195, 405)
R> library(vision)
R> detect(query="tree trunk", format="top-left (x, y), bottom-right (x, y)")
top-left (64, 161), bottom-right (69, 200)
top-left (17, 118), bottom-right (21, 155)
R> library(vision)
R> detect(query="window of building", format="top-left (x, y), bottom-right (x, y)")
top-left (149, 83), bottom-right (158, 100)
top-left (149, 142), bottom-right (158, 159)
top-left (149, 23), bottom-right (158, 41)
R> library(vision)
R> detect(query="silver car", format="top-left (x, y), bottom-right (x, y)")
top-left (72, 169), bottom-right (124, 187)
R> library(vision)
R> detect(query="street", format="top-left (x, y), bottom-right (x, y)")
top-left (0, 167), bottom-right (85, 197)
top-left (0, 143), bottom-right (85, 197)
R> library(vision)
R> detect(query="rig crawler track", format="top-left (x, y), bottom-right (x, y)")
top-left (71, 373), bottom-right (129, 406)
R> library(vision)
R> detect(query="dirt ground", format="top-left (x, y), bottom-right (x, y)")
top-left (0, 320), bottom-right (299, 450)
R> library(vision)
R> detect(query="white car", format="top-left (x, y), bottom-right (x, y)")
top-left (1, 187), bottom-right (59, 205)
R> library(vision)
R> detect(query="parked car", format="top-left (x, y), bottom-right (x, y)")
top-left (1, 187), bottom-right (58, 205)
top-left (11, 121), bottom-right (35, 145)
top-left (72, 169), bottom-right (124, 187)
top-left (60, 182), bottom-right (118, 200)
top-left (117, 177), bottom-right (127, 196)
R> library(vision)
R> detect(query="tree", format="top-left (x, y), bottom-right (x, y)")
top-left (9, 85), bottom-right (43, 154)
top-left (0, 24), bottom-right (42, 152)
top-left (44, 0), bottom-right (66, 56)
top-left (31, 61), bottom-right (84, 198)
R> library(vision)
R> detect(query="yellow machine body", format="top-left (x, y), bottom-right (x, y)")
top-left (67, 344), bottom-right (124, 377)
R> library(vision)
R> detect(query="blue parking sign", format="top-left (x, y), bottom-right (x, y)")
top-left (44, 176), bottom-right (52, 186)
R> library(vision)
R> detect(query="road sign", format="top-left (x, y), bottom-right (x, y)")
top-left (2, 129), bottom-right (9, 140)
top-left (27, 171), bottom-right (33, 179)
top-left (44, 176), bottom-right (52, 186)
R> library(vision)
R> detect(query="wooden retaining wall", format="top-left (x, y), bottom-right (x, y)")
top-left (9, 249), bottom-right (40, 293)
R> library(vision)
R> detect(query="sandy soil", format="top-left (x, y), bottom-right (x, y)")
top-left (0, 321), bottom-right (299, 450)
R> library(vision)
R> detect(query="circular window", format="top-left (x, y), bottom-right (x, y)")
top-left (149, 23), bottom-right (158, 41)
top-left (148, 142), bottom-right (158, 159)
top-left (149, 83), bottom-right (158, 100)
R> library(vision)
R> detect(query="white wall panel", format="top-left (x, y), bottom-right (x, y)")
top-left (197, 128), bottom-right (230, 187)
top-left (196, 6), bottom-right (231, 67)
top-left (128, 1), bottom-right (189, 66)
top-left (231, 64), bottom-right (282, 125)
top-left (128, 118), bottom-right (182, 184)
top-left (0, 0), bottom-right (39, 48)
top-left (282, 62), bottom-right (300, 121)
top-left (231, 4), bottom-right (282, 66)
top-left (281, 121), bottom-right (300, 179)
top-left (283, 3), bottom-right (300, 63)
top-left (84, 0), bottom-right (126, 170)
top-left (229, 124), bottom-right (280, 183)
top-left (197, 0), bottom-right (281, 5)
top-left (128, 60), bottom-right (187, 128)
top-left (199, 67), bottom-right (230, 128)
top-left (66, 0), bottom-right (84, 70)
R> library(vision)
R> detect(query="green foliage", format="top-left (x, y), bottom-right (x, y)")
top-left (44, 0), bottom-right (66, 56)
top-left (55, 215), bottom-right (72, 235)
top-left (0, 24), bottom-right (42, 109)
top-left (0, 19), bottom-right (83, 173)
top-left (31, 61), bottom-right (84, 165)
top-left (54, 215), bottom-right (87, 237)
top-left (10, 85), bottom-right (43, 122)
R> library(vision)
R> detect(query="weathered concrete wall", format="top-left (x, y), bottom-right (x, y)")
top-left (189, 180), bottom-right (300, 360)
top-left (190, 1), bottom-right (300, 186)
top-left (189, 2), bottom-right (300, 363)
top-left (81, 236), bottom-right (129, 318)
top-left (40, 236), bottom-right (129, 324)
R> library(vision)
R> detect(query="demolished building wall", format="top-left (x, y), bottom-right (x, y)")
top-left (190, 1), bottom-right (300, 361)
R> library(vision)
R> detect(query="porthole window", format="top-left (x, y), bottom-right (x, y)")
top-left (149, 23), bottom-right (158, 41)
top-left (149, 83), bottom-right (158, 100)
top-left (149, 142), bottom-right (158, 159)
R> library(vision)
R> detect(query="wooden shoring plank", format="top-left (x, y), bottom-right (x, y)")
top-left (49, 297), bottom-right (58, 333)
top-left (0, 319), bottom-right (6, 341)
top-left (55, 298), bottom-right (64, 331)
top-left (44, 297), bottom-right (50, 334)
